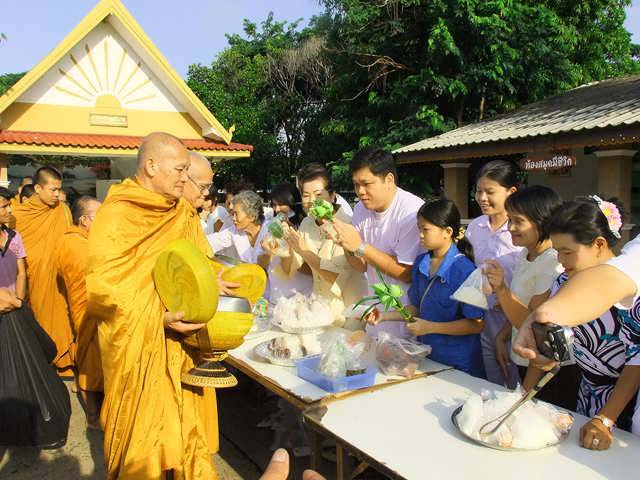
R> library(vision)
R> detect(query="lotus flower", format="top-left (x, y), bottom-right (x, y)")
top-left (309, 199), bottom-right (335, 222)
top-left (353, 269), bottom-right (414, 322)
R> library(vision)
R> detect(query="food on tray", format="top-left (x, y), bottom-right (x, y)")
top-left (375, 332), bottom-right (431, 377)
top-left (272, 292), bottom-right (333, 332)
top-left (153, 239), bottom-right (218, 323)
top-left (268, 336), bottom-right (306, 359)
top-left (265, 334), bottom-right (322, 361)
top-left (457, 390), bottom-right (574, 449)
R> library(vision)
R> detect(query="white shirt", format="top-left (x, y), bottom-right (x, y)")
top-left (204, 205), bottom-right (230, 235)
top-left (608, 234), bottom-right (640, 310)
top-left (509, 248), bottom-right (564, 366)
top-left (206, 222), bottom-right (268, 264)
top-left (335, 194), bottom-right (353, 217)
top-left (352, 187), bottom-right (424, 338)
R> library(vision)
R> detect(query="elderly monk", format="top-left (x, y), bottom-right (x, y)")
top-left (56, 196), bottom-right (103, 428)
top-left (86, 132), bottom-right (216, 479)
top-left (14, 167), bottom-right (74, 373)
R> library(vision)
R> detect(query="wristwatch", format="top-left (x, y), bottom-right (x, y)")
top-left (593, 414), bottom-right (615, 431)
top-left (353, 242), bottom-right (367, 258)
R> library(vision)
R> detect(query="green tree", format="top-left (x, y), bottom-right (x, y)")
top-left (0, 72), bottom-right (25, 96)
top-left (187, 15), bottom-right (331, 189)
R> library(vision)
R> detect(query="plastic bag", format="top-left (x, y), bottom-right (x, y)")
top-left (451, 268), bottom-right (489, 310)
top-left (317, 331), bottom-right (375, 378)
top-left (375, 332), bottom-right (431, 377)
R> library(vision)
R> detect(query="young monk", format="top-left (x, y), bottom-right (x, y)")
top-left (56, 196), bottom-right (103, 429)
top-left (86, 133), bottom-right (216, 479)
top-left (14, 166), bottom-right (74, 374)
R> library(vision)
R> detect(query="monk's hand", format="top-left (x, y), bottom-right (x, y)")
top-left (0, 288), bottom-right (21, 313)
top-left (163, 311), bottom-right (205, 335)
top-left (332, 219), bottom-right (362, 253)
top-left (217, 275), bottom-right (240, 296)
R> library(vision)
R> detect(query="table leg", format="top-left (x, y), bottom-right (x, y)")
top-left (336, 444), bottom-right (353, 480)
top-left (309, 429), bottom-right (322, 472)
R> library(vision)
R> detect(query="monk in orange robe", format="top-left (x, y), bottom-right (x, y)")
top-left (56, 195), bottom-right (103, 428)
top-left (86, 133), bottom-right (216, 480)
top-left (8, 177), bottom-right (32, 230)
top-left (14, 167), bottom-right (74, 373)
top-left (182, 151), bottom-right (228, 455)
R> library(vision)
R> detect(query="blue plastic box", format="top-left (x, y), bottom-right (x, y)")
top-left (295, 355), bottom-right (376, 393)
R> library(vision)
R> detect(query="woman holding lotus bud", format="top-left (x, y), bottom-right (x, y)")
top-left (274, 164), bottom-right (367, 328)
top-left (364, 198), bottom-right (485, 378)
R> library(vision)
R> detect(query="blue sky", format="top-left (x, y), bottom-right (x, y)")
top-left (1, 0), bottom-right (639, 77)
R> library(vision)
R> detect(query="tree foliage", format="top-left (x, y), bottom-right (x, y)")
top-left (0, 72), bottom-right (25, 96)
top-left (186, 1), bottom-right (638, 192)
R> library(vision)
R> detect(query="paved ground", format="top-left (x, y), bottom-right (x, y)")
top-left (0, 374), bottom-right (387, 480)
top-left (0, 380), bottom-right (256, 480)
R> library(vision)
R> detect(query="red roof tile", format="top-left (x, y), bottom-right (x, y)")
top-left (0, 130), bottom-right (253, 152)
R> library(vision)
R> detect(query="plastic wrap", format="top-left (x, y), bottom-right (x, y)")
top-left (375, 332), bottom-right (431, 377)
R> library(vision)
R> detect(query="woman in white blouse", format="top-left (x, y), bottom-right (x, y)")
top-left (485, 185), bottom-right (579, 410)
top-left (206, 190), bottom-right (269, 268)
top-left (276, 165), bottom-right (367, 328)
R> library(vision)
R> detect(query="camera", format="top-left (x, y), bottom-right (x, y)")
top-left (532, 322), bottom-right (574, 364)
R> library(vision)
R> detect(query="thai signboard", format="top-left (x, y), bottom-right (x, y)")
top-left (520, 151), bottom-right (576, 171)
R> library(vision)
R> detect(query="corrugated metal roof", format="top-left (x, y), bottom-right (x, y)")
top-left (0, 130), bottom-right (254, 152)
top-left (394, 76), bottom-right (640, 155)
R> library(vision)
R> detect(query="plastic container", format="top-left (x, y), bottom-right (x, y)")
top-left (296, 355), bottom-right (376, 393)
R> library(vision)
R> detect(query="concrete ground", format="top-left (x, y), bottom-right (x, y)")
top-left (0, 374), bottom-right (387, 480)
top-left (0, 380), bottom-right (256, 480)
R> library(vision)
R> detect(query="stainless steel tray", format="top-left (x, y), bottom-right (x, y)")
top-left (451, 405), bottom-right (573, 451)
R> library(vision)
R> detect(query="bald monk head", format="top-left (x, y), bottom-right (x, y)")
top-left (18, 177), bottom-right (33, 195)
top-left (71, 195), bottom-right (101, 233)
top-left (135, 132), bottom-right (190, 201)
top-left (33, 167), bottom-right (63, 207)
top-left (183, 152), bottom-right (214, 210)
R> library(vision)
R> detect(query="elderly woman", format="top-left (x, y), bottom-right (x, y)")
top-left (206, 190), bottom-right (269, 268)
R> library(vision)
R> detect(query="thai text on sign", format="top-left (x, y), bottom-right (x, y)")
top-left (520, 152), bottom-right (576, 171)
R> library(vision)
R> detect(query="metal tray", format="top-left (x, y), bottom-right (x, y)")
top-left (451, 405), bottom-right (573, 451)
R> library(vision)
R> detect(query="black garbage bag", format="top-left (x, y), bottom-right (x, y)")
top-left (0, 306), bottom-right (71, 448)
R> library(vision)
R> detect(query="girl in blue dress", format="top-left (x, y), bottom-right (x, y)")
top-left (366, 198), bottom-right (485, 377)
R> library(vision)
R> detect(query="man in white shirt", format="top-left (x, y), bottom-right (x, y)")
top-left (332, 146), bottom-right (424, 337)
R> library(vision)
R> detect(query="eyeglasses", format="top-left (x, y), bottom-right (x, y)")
top-left (188, 175), bottom-right (213, 194)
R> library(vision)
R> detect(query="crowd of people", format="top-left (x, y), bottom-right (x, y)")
top-left (0, 131), bottom-right (639, 479)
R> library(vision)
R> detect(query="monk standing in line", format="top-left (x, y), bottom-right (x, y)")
top-left (14, 167), bottom-right (74, 374)
top-left (56, 196), bottom-right (103, 428)
top-left (11, 176), bottom-right (32, 210)
top-left (182, 151), bottom-right (229, 456)
top-left (86, 133), bottom-right (216, 479)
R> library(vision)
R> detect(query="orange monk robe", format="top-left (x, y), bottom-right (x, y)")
top-left (14, 196), bottom-right (74, 371)
top-left (56, 226), bottom-right (103, 392)
top-left (8, 194), bottom-right (20, 232)
top-left (184, 207), bottom-right (219, 455)
top-left (86, 179), bottom-right (216, 480)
